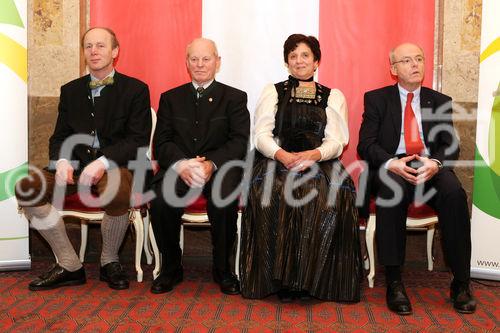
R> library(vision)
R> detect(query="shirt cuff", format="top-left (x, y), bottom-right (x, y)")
top-left (430, 158), bottom-right (443, 170)
top-left (97, 156), bottom-right (110, 169)
top-left (384, 157), bottom-right (397, 169)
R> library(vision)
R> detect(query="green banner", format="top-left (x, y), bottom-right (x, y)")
top-left (0, 0), bottom-right (24, 27)
top-left (0, 162), bottom-right (28, 201)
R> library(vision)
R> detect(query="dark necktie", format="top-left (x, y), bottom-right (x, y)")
top-left (196, 86), bottom-right (204, 99)
top-left (404, 92), bottom-right (424, 155)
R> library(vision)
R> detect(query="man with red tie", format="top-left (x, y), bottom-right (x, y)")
top-left (357, 43), bottom-right (476, 315)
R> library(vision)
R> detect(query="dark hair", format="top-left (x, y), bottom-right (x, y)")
top-left (283, 34), bottom-right (321, 64)
top-left (81, 27), bottom-right (120, 49)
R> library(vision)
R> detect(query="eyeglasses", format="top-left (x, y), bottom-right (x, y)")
top-left (392, 56), bottom-right (425, 66)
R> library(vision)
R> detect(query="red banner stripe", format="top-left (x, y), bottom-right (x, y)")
top-left (90, 0), bottom-right (202, 110)
top-left (319, 0), bottom-right (435, 173)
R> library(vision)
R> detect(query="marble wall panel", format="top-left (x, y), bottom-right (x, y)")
top-left (442, 0), bottom-right (482, 103)
top-left (28, 96), bottom-right (59, 168)
top-left (28, 0), bottom-right (80, 97)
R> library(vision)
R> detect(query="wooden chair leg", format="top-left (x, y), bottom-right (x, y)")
top-left (427, 225), bottom-right (436, 271)
top-left (142, 211), bottom-right (153, 265)
top-left (130, 210), bottom-right (144, 282)
top-left (235, 211), bottom-right (242, 279)
top-left (79, 220), bottom-right (88, 262)
top-left (366, 214), bottom-right (376, 288)
top-left (180, 224), bottom-right (184, 253)
top-left (149, 223), bottom-right (161, 280)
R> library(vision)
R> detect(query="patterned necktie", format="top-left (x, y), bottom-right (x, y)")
top-left (196, 86), bottom-right (204, 99)
top-left (89, 76), bottom-right (114, 89)
top-left (404, 92), bottom-right (424, 155)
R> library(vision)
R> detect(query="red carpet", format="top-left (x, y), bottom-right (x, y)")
top-left (1, 260), bottom-right (499, 332)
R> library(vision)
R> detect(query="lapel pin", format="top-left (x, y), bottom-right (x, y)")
top-left (209, 97), bottom-right (213, 102)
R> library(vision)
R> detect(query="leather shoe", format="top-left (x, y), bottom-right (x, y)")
top-left (150, 268), bottom-right (183, 294)
top-left (451, 280), bottom-right (476, 314)
top-left (386, 280), bottom-right (412, 315)
top-left (277, 289), bottom-right (294, 303)
top-left (100, 262), bottom-right (129, 290)
top-left (29, 264), bottom-right (86, 291)
top-left (213, 270), bottom-right (240, 295)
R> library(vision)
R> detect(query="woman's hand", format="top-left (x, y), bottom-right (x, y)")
top-left (275, 149), bottom-right (322, 171)
top-left (274, 149), bottom-right (300, 170)
top-left (288, 149), bottom-right (321, 172)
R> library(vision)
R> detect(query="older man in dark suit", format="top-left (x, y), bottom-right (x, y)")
top-left (16, 27), bottom-right (151, 291)
top-left (358, 43), bottom-right (476, 315)
top-left (150, 38), bottom-right (250, 295)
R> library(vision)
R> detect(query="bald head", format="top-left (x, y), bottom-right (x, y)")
top-left (389, 42), bottom-right (426, 91)
top-left (389, 43), bottom-right (424, 64)
top-left (185, 38), bottom-right (221, 85)
top-left (186, 38), bottom-right (219, 59)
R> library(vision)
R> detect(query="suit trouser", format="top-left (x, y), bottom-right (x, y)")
top-left (15, 168), bottom-right (133, 216)
top-left (374, 168), bottom-right (471, 282)
top-left (150, 175), bottom-right (238, 276)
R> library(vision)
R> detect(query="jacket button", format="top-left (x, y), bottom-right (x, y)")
top-left (195, 120), bottom-right (199, 125)
top-left (193, 138), bottom-right (198, 142)
top-left (91, 130), bottom-right (95, 135)
top-left (87, 149), bottom-right (91, 153)
top-left (91, 113), bottom-right (94, 117)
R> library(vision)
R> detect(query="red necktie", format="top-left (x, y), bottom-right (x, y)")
top-left (404, 92), bottom-right (424, 155)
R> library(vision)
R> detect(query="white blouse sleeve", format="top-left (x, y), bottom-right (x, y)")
top-left (253, 84), bottom-right (281, 159)
top-left (316, 88), bottom-right (349, 161)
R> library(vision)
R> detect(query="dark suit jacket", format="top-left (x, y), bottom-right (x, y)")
top-left (357, 84), bottom-right (459, 169)
top-left (356, 84), bottom-right (459, 218)
top-left (48, 71), bottom-right (152, 171)
top-left (152, 81), bottom-right (250, 188)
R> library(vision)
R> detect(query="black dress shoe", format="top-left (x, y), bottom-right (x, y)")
top-left (100, 262), bottom-right (129, 290)
top-left (29, 264), bottom-right (86, 291)
top-left (213, 270), bottom-right (240, 295)
top-left (150, 268), bottom-right (183, 294)
top-left (451, 281), bottom-right (476, 314)
top-left (277, 289), bottom-right (294, 303)
top-left (386, 280), bottom-right (412, 315)
top-left (295, 290), bottom-right (312, 301)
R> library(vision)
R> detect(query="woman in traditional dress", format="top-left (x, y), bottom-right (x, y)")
top-left (240, 34), bottom-right (362, 302)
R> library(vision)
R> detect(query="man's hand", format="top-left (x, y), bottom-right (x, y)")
top-left (176, 157), bottom-right (207, 188)
top-left (200, 160), bottom-right (215, 183)
top-left (55, 159), bottom-right (75, 186)
top-left (415, 155), bottom-right (440, 184)
top-left (79, 159), bottom-right (106, 186)
top-left (288, 149), bottom-right (321, 172)
top-left (387, 155), bottom-right (418, 185)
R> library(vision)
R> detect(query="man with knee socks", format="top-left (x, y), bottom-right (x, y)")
top-left (15, 27), bottom-right (151, 290)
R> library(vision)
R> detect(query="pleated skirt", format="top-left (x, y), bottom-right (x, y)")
top-left (239, 157), bottom-right (362, 302)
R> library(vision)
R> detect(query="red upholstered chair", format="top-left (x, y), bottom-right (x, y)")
top-left (365, 198), bottom-right (438, 288)
top-left (58, 108), bottom-right (157, 282)
top-left (59, 192), bottom-right (150, 282)
top-left (150, 195), bottom-right (243, 280)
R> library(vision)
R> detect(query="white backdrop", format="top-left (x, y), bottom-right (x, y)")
top-left (0, 0), bottom-right (30, 271)
top-left (470, 0), bottom-right (500, 281)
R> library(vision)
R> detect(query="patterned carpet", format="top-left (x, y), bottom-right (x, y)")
top-left (1, 258), bottom-right (499, 332)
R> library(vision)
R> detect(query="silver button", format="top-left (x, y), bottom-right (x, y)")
top-left (91, 113), bottom-right (94, 117)
top-left (87, 149), bottom-right (91, 153)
